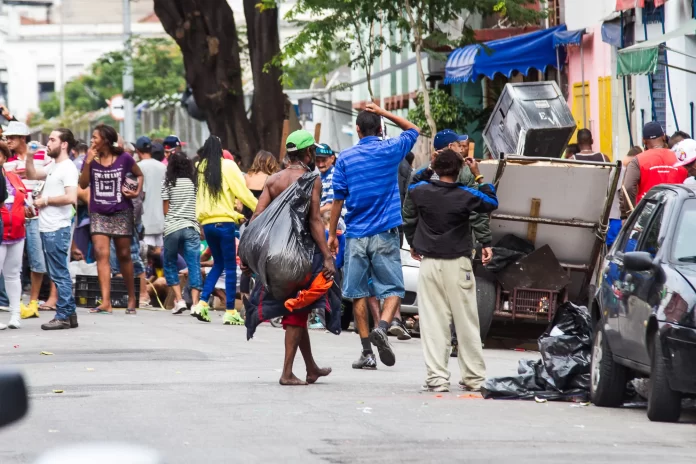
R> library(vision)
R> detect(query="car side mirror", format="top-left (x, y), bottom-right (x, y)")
top-left (624, 252), bottom-right (654, 272)
top-left (0, 371), bottom-right (28, 428)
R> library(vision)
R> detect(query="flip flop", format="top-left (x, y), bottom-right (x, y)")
top-left (89, 308), bottom-right (112, 314)
top-left (39, 304), bottom-right (56, 311)
top-left (125, 308), bottom-right (137, 315)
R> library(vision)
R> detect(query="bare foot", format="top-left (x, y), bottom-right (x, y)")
top-left (279, 374), bottom-right (308, 386)
top-left (306, 366), bottom-right (332, 384)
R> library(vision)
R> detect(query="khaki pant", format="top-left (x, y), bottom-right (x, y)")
top-left (418, 256), bottom-right (486, 389)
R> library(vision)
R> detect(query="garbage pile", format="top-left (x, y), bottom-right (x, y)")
top-left (482, 302), bottom-right (593, 401)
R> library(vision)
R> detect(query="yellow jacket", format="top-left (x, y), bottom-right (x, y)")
top-left (196, 159), bottom-right (258, 225)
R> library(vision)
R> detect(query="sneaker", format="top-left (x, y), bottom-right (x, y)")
top-left (20, 300), bottom-right (39, 319)
top-left (450, 343), bottom-right (458, 358)
top-left (388, 319), bottom-right (412, 341)
top-left (191, 301), bottom-right (211, 323)
top-left (308, 316), bottom-right (325, 330)
top-left (222, 309), bottom-right (244, 325)
top-left (0, 322), bottom-right (6, 330)
top-left (69, 314), bottom-right (78, 329)
top-left (352, 352), bottom-right (377, 370)
top-left (8, 316), bottom-right (20, 329)
top-left (458, 381), bottom-right (482, 392)
top-left (421, 384), bottom-right (450, 393)
top-left (369, 327), bottom-right (396, 367)
top-left (172, 300), bottom-right (188, 315)
top-left (41, 318), bottom-right (70, 330)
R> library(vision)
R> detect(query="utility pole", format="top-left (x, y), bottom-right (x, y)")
top-left (122, 0), bottom-right (135, 141)
top-left (59, 0), bottom-right (65, 116)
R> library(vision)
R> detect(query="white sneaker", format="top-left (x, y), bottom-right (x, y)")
top-left (172, 299), bottom-right (188, 315)
top-left (8, 317), bottom-right (20, 329)
top-left (0, 323), bottom-right (7, 330)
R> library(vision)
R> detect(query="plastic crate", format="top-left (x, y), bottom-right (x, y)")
top-left (75, 275), bottom-right (140, 308)
top-left (510, 288), bottom-right (559, 322)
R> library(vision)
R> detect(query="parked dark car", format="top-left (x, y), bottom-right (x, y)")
top-left (590, 184), bottom-right (696, 422)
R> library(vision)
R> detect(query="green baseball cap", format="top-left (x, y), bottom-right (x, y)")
top-left (286, 130), bottom-right (321, 152)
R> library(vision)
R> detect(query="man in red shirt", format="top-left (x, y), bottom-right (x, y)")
top-left (620, 122), bottom-right (688, 219)
top-left (4, 122), bottom-right (56, 318)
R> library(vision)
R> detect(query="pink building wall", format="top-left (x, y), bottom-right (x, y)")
top-left (566, 24), bottom-right (614, 153)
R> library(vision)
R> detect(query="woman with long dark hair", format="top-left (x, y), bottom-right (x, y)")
top-left (191, 136), bottom-right (257, 325)
top-left (161, 151), bottom-right (201, 314)
top-left (78, 123), bottom-right (143, 314)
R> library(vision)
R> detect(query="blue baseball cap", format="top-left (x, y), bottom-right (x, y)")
top-left (315, 143), bottom-right (334, 157)
top-left (433, 129), bottom-right (469, 150)
top-left (163, 135), bottom-right (181, 151)
top-left (135, 136), bottom-right (152, 152)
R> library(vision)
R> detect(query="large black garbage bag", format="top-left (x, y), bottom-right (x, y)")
top-left (484, 247), bottom-right (526, 273)
top-left (238, 172), bottom-right (318, 300)
top-left (243, 252), bottom-right (343, 340)
top-left (482, 302), bottom-right (592, 401)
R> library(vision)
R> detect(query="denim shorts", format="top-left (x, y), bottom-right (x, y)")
top-left (25, 218), bottom-right (47, 274)
top-left (343, 228), bottom-right (404, 300)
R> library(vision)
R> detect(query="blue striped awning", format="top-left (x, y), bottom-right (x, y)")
top-left (445, 25), bottom-right (567, 84)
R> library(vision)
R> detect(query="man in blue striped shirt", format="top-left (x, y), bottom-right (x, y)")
top-left (316, 143), bottom-right (346, 231)
top-left (328, 102), bottom-right (420, 370)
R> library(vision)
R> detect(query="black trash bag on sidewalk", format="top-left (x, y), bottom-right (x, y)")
top-left (238, 172), bottom-right (318, 301)
top-left (482, 302), bottom-right (593, 401)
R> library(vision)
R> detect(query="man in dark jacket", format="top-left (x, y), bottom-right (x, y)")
top-left (407, 150), bottom-right (498, 393)
top-left (402, 129), bottom-right (492, 263)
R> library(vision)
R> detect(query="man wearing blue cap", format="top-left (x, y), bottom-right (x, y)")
top-left (136, 136), bottom-right (167, 253)
top-left (403, 129), bottom-right (492, 358)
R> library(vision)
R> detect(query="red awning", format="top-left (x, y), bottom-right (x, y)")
top-left (616, 0), bottom-right (666, 10)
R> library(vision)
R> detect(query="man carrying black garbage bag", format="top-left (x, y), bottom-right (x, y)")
top-left (240, 130), bottom-right (337, 386)
top-left (405, 150), bottom-right (499, 393)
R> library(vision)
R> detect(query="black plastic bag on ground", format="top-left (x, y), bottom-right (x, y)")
top-left (482, 302), bottom-right (592, 401)
top-left (238, 172), bottom-right (318, 300)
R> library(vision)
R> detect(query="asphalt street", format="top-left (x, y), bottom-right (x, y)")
top-left (1, 308), bottom-right (696, 463)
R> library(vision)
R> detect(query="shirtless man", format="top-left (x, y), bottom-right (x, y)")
top-left (248, 129), bottom-right (336, 386)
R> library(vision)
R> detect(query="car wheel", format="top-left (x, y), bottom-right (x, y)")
top-left (590, 321), bottom-right (627, 407)
top-left (476, 276), bottom-right (496, 342)
top-left (647, 332), bottom-right (681, 422)
top-left (341, 300), bottom-right (353, 331)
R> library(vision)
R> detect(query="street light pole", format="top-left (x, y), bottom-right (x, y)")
top-left (122, 0), bottom-right (135, 141)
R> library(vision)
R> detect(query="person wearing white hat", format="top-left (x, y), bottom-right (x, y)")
top-left (4, 121), bottom-right (56, 319)
top-left (673, 138), bottom-right (696, 184)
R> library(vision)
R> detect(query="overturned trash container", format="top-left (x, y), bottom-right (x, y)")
top-left (481, 301), bottom-right (593, 401)
top-left (483, 81), bottom-right (576, 159)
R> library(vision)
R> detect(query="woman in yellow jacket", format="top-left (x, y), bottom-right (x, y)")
top-left (191, 136), bottom-right (257, 325)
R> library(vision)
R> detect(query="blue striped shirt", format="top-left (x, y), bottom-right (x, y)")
top-left (333, 128), bottom-right (419, 238)
top-left (320, 165), bottom-right (346, 230)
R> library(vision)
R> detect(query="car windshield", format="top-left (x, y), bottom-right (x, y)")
top-left (672, 199), bottom-right (696, 262)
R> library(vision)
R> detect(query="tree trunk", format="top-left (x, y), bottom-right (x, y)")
top-left (154, 0), bottom-right (258, 159)
top-left (404, 0), bottom-right (437, 138)
top-left (244, 0), bottom-right (285, 163)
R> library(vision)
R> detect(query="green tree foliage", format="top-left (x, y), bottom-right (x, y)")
top-left (40, 37), bottom-right (185, 119)
top-left (283, 51), bottom-right (350, 90)
top-left (408, 89), bottom-right (489, 138)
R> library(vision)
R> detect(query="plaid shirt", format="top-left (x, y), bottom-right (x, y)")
top-left (321, 166), bottom-right (346, 229)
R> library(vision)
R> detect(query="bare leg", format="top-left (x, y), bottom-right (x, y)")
top-left (279, 326), bottom-right (307, 386)
top-left (300, 327), bottom-right (331, 384)
top-left (92, 235), bottom-right (113, 311)
top-left (42, 283), bottom-right (58, 308)
top-left (394, 302), bottom-right (403, 321)
top-left (30, 272), bottom-right (43, 302)
top-left (171, 284), bottom-right (183, 301)
top-left (367, 296), bottom-right (381, 329)
top-left (353, 297), bottom-right (369, 338)
top-left (381, 296), bottom-right (400, 325)
top-left (114, 237), bottom-right (136, 309)
top-left (138, 273), bottom-right (149, 305)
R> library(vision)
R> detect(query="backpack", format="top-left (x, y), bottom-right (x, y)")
top-left (1, 170), bottom-right (27, 241)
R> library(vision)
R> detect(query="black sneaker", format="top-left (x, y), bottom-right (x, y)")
top-left (352, 352), bottom-right (377, 370)
top-left (41, 319), bottom-right (70, 331)
top-left (388, 319), bottom-right (412, 341)
top-left (450, 343), bottom-right (458, 358)
top-left (369, 327), bottom-right (396, 367)
top-left (69, 314), bottom-right (78, 328)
